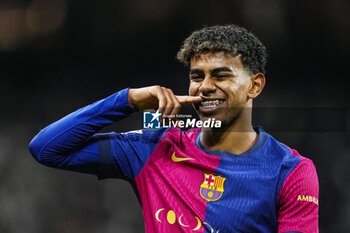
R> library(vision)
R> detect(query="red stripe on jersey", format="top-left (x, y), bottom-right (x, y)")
top-left (277, 149), bottom-right (319, 233)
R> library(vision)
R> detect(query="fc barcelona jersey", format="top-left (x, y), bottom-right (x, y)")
top-left (29, 88), bottom-right (319, 233)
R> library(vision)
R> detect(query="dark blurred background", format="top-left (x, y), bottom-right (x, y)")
top-left (0, 0), bottom-right (349, 232)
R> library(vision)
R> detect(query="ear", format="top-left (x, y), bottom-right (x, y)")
top-left (248, 73), bottom-right (265, 99)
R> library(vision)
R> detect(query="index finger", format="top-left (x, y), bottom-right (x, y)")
top-left (175, 95), bottom-right (203, 104)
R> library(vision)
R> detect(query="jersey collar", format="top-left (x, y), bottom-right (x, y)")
top-left (195, 126), bottom-right (268, 157)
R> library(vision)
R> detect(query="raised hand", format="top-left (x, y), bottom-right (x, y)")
top-left (128, 85), bottom-right (202, 117)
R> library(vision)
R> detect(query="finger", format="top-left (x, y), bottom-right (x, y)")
top-left (176, 95), bottom-right (203, 105)
top-left (154, 86), bottom-right (167, 113)
top-left (161, 87), bottom-right (174, 117)
top-left (167, 89), bottom-right (181, 117)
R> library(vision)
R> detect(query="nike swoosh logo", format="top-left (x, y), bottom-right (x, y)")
top-left (171, 152), bottom-right (195, 162)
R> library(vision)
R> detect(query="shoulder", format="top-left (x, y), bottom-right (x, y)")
top-left (256, 128), bottom-right (304, 168)
top-left (258, 130), bottom-right (317, 196)
top-left (278, 147), bottom-right (318, 197)
top-left (273, 138), bottom-right (317, 184)
top-left (261, 129), bottom-right (309, 168)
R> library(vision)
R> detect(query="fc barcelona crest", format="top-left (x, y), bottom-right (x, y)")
top-left (200, 174), bottom-right (226, 202)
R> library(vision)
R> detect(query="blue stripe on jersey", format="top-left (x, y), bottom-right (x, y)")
top-left (273, 143), bottom-right (303, 201)
top-left (197, 127), bottom-right (302, 233)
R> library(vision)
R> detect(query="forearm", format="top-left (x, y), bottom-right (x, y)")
top-left (29, 88), bottom-right (136, 168)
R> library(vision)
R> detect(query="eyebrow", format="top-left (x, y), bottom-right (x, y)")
top-left (189, 68), bottom-right (204, 75)
top-left (189, 67), bottom-right (234, 75)
top-left (211, 67), bottom-right (234, 74)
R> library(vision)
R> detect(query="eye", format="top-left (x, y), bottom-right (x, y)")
top-left (190, 76), bottom-right (203, 82)
top-left (215, 74), bottom-right (232, 80)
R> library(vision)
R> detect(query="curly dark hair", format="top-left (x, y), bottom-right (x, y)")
top-left (177, 24), bottom-right (267, 74)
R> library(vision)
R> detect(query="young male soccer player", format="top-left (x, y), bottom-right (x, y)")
top-left (29, 25), bottom-right (319, 233)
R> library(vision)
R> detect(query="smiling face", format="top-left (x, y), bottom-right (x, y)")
top-left (189, 51), bottom-right (264, 126)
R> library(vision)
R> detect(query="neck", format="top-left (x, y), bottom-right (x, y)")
top-left (200, 108), bottom-right (258, 155)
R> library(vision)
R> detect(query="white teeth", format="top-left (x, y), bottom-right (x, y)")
top-left (201, 100), bottom-right (223, 107)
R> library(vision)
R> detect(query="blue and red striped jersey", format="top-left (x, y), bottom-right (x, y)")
top-left (29, 88), bottom-right (319, 233)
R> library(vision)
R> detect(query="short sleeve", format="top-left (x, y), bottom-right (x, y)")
top-left (96, 127), bottom-right (170, 180)
top-left (277, 159), bottom-right (319, 233)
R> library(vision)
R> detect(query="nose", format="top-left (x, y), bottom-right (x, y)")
top-left (199, 76), bottom-right (216, 95)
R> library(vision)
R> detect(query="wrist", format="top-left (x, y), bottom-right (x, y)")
top-left (127, 88), bottom-right (136, 109)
